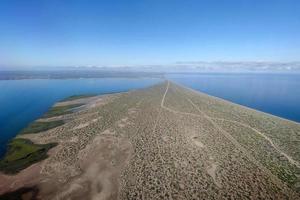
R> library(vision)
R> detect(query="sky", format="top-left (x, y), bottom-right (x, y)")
top-left (0, 0), bottom-right (299, 67)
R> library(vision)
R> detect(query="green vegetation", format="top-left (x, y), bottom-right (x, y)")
top-left (20, 120), bottom-right (64, 134)
top-left (43, 104), bottom-right (84, 118)
top-left (60, 94), bottom-right (96, 102)
top-left (0, 138), bottom-right (57, 174)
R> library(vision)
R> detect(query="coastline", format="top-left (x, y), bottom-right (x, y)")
top-left (0, 82), bottom-right (299, 199)
top-left (0, 95), bottom-right (97, 174)
top-left (0, 78), bottom-right (164, 159)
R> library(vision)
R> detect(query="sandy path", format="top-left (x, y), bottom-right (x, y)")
top-left (163, 81), bottom-right (299, 169)
top-left (160, 81), bottom-right (169, 107)
top-left (160, 81), bottom-right (292, 189)
top-left (153, 81), bottom-right (170, 166)
top-left (186, 97), bottom-right (300, 168)
top-left (212, 117), bottom-right (300, 169)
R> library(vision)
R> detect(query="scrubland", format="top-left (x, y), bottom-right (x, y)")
top-left (0, 81), bottom-right (299, 199)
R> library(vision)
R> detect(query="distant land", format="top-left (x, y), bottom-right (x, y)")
top-left (0, 70), bottom-right (163, 80)
top-left (1, 61), bottom-right (300, 80)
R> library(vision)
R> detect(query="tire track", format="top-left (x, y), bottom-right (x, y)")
top-left (161, 81), bottom-right (294, 191)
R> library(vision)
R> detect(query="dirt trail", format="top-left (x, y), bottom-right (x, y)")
top-left (160, 81), bottom-right (169, 107)
top-left (154, 81), bottom-right (170, 164)
top-left (162, 81), bottom-right (299, 169)
top-left (186, 97), bottom-right (300, 168)
top-left (160, 81), bottom-right (295, 190)
top-left (213, 117), bottom-right (300, 169)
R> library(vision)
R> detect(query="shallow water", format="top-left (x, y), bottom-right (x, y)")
top-left (167, 73), bottom-right (300, 123)
top-left (0, 78), bottom-right (162, 157)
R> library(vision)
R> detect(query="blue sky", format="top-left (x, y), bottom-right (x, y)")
top-left (0, 0), bottom-right (299, 67)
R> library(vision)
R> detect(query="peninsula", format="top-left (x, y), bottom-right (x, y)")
top-left (0, 81), bottom-right (299, 199)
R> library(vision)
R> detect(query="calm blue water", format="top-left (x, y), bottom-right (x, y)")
top-left (167, 73), bottom-right (300, 123)
top-left (1, 74), bottom-right (300, 158)
top-left (0, 78), bottom-right (162, 157)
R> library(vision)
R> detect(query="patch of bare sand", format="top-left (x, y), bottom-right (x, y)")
top-left (87, 99), bottom-right (104, 109)
top-left (56, 96), bottom-right (99, 107)
top-left (162, 135), bottom-right (169, 142)
top-left (0, 145), bottom-right (60, 195)
top-left (72, 122), bottom-right (90, 130)
top-left (206, 158), bottom-right (222, 188)
top-left (191, 136), bottom-right (205, 148)
top-left (45, 134), bottom-right (132, 200)
top-left (86, 95), bottom-right (117, 109)
top-left (117, 117), bottom-right (132, 128)
top-left (128, 108), bottom-right (138, 115)
top-left (184, 127), bottom-right (222, 188)
top-left (72, 117), bottom-right (101, 131)
top-left (0, 162), bottom-right (42, 195)
top-left (185, 127), bottom-right (205, 148)
top-left (101, 129), bottom-right (116, 135)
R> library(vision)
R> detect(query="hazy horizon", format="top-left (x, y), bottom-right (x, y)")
top-left (1, 61), bottom-right (300, 74)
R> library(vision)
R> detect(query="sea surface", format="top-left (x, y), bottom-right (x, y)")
top-left (0, 78), bottom-right (162, 157)
top-left (1, 74), bottom-right (300, 158)
top-left (167, 73), bottom-right (300, 123)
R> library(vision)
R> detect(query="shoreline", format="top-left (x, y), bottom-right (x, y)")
top-left (1, 80), bottom-right (299, 161)
top-left (0, 77), bottom-right (161, 158)
top-left (0, 93), bottom-right (105, 169)
top-left (0, 82), bottom-right (299, 198)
